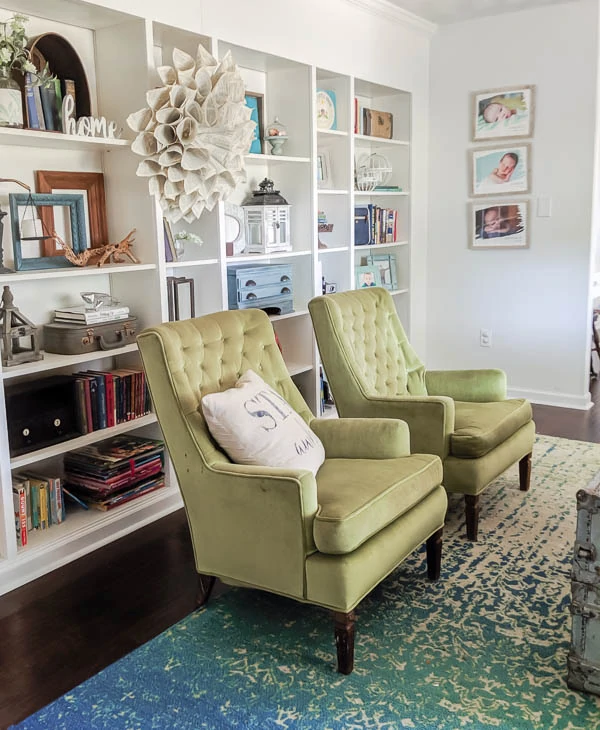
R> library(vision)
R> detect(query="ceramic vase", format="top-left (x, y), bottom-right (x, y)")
top-left (0, 68), bottom-right (23, 128)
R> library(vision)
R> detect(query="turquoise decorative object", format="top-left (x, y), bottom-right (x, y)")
top-left (9, 193), bottom-right (88, 270)
top-left (265, 117), bottom-right (288, 156)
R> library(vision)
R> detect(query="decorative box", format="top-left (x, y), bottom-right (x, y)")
top-left (227, 264), bottom-right (294, 316)
top-left (43, 317), bottom-right (138, 355)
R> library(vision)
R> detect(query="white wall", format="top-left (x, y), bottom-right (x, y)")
top-left (427, 0), bottom-right (599, 409)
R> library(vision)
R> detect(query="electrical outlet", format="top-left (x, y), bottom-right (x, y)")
top-left (480, 329), bottom-right (492, 347)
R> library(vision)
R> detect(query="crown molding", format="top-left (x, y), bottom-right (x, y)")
top-left (343, 0), bottom-right (437, 35)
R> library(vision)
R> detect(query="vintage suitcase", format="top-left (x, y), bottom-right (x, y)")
top-left (568, 478), bottom-right (600, 694)
top-left (43, 317), bottom-right (138, 355)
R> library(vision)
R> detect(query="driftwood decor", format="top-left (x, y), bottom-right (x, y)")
top-left (54, 229), bottom-right (139, 267)
top-left (127, 44), bottom-right (255, 224)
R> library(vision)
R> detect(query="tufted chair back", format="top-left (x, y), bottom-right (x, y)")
top-left (138, 309), bottom-right (312, 470)
top-left (309, 288), bottom-right (427, 414)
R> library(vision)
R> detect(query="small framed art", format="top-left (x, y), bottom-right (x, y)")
top-left (35, 171), bottom-right (108, 256)
top-left (355, 264), bottom-right (381, 289)
top-left (472, 85), bottom-right (535, 141)
top-left (317, 149), bottom-right (333, 189)
top-left (367, 253), bottom-right (398, 290)
top-left (9, 193), bottom-right (88, 270)
top-left (471, 144), bottom-right (530, 196)
top-left (245, 92), bottom-right (264, 154)
top-left (470, 200), bottom-right (530, 250)
top-left (316, 89), bottom-right (336, 130)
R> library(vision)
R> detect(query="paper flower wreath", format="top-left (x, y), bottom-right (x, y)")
top-left (127, 44), bottom-right (255, 223)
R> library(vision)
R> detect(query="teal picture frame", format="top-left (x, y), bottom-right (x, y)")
top-left (245, 92), bottom-right (264, 154)
top-left (9, 193), bottom-right (88, 270)
top-left (366, 253), bottom-right (398, 290)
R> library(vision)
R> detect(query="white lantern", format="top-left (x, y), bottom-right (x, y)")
top-left (242, 178), bottom-right (292, 254)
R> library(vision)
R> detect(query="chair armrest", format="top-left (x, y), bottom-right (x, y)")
top-left (354, 395), bottom-right (455, 459)
top-left (425, 369), bottom-right (507, 402)
top-left (310, 417), bottom-right (410, 459)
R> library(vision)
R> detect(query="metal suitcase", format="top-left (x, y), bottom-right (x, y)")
top-left (568, 479), bottom-right (600, 694)
top-left (42, 317), bottom-right (138, 355)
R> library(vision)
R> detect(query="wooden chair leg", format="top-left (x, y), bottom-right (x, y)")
top-left (426, 528), bottom-right (443, 581)
top-left (465, 494), bottom-right (480, 542)
top-left (334, 610), bottom-right (356, 675)
top-left (519, 452), bottom-right (532, 492)
top-left (196, 573), bottom-right (216, 608)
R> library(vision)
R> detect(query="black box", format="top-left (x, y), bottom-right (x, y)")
top-left (6, 375), bottom-right (79, 457)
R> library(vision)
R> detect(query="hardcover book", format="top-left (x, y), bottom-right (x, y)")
top-left (363, 108), bottom-right (393, 140)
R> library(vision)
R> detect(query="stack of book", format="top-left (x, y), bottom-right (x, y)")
top-left (24, 74), bottom-right (77, 132)
top-left (12, 471), bottom-right (66, 547)
top-left (72, 367), bottom-right (151, 435)
top-left (54, 305), bottom-right (130, 325)
top-left (354, 204), bottom-right (398, 245)
top-left (64, 435), bottom-right (165, 511)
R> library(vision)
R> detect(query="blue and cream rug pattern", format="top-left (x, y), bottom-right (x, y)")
top-left (13, 435), bottom-right (600, 729)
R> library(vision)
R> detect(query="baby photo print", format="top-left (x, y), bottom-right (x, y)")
top-left (471, 144), bottom-right (530, 196)
top-left (470, 200), bottom-right (529, 249)
top-left (472, 85), bottom-right (535, 141)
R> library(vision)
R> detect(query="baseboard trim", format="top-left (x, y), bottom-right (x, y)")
top-left (508, 387), bottom-right (593, 411)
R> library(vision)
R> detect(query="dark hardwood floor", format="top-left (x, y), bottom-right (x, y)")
top-left (1, 382), bottom-right (600, 729)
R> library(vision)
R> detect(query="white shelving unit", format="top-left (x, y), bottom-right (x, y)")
top-left (0, 2), bottom-right (413, 595)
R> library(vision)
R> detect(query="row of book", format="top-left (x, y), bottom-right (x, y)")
top-left (12, 470), bottom-right (66, 547)
top-left (24, 74), bottom-right (77, 132)
top-left (72, 368), bottom-right (151, 435)
top-left (64, 435), bottom-right (165, 512)
top-left (12, 435), bottom-right (166, 545)
top-left (354, 204), bottom-right (399, 245)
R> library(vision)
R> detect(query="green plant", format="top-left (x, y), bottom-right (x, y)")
top-left (0, 14), bottom-right (55, 85)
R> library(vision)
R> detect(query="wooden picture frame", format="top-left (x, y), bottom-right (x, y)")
top-left (469, 200), bottom-right (530, 250)
top-left (167, 275), bottom-right (196, 321)
top-left (35, 171), bottom-right (108, 257)
top-left (9, 192), bottom-right (88, 270)
top-left (245, 92), bottom-right (264, 154)
top-left (472, 85), bottom-right (535, 142)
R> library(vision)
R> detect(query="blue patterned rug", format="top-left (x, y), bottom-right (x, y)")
top-left (12, 435), bottom-right (600, 729)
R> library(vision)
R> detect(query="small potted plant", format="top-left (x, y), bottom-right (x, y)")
top-left (173, 230), bottom-right (203, 261)
top-left (0, 14), bottom-right (34, 128)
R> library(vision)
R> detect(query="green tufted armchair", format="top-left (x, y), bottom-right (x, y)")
top-left (308, 288), bottom-right (535, 542)
top-left (137, 308), bottom-right (448, 674)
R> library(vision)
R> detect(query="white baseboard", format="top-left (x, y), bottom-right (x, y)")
top-left (508, 387), bottom-right (593, 411)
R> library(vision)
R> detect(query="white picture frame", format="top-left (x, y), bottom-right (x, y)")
top-left (469, 200), bottom-right (530, 250)
top-left (470, 143), bottom-right (531, 197)
top-left (472, 85), bottom-right (535, 141)
top-left (317, 149), bottom-right (333, 189)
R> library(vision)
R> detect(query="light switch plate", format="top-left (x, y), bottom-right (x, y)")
top-left (537, 197), bottom-right (552, 217)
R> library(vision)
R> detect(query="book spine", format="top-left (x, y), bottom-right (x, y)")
top-left (24, 73), bottom-right (40, 129)
top-left (39, 85), bottom-right (57, 131)
top-left (54, 77), bottom-right (63, 128)
top-left (61, 79), bottom-right (76, 119)
top-left (33, 86), bottom-right (45, 130)
top-left (74, 378), bottom-right (88, 434)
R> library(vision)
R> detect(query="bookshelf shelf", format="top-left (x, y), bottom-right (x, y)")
top-left (318, 189), bottom-right (349, 196)
top-left (354, 191), bottom-right (410, 197)
top-left (166, 258), bottom-right (219, 269)
top-left (319, 246), bottom-right (350, 254)
top-left (354, 135), bottom-right (410, 147)
top-left (317, 129), bottom-right (348, 137)
top-left (0, 263), bottom-right (157, 284)
top-left (245, 153), bottom-right (311, 164)
top-left (0, 126), bottom-right (131, 151)
top-left (286, 362), bottom-right (313, 376)
top-left (356, 240), bottom-right (409, 250)
top-left (10, 414), bottom-right (158, 470)
top-left (226, 251), bottom-right (312, 264)
top-left (1, 343), bottom-right (139, 380)
top-left (390, 288), bottom-right (410, 296)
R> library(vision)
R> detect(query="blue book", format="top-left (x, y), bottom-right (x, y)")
top-left (24, 73), bottom-right (40, 129)
top-left (39, 84), bottom-right (58, 131)
top-left (86, 372), bottom-right (107, 430)
top-left (354, 206), bottom-right (372, 245)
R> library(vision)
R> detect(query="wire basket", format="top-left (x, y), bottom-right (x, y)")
top-left (355, 168), bottom-right (377, 192)
top-left (358, 153), bottom-right (393, 187)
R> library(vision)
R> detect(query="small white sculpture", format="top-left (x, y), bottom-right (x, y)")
top-left (127, 44), bottom-right (255, 224)
top-left (62, 95), bottom-right (119, 139)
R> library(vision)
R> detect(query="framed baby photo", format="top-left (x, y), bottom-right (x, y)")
top-left (366, 253), bottom-right (398, 290)
top-left (470, 143), bottom-right (531, 197)
top-left (469, 200), bottom-right (530, 250)
top-left (472, 85), bottom-right (535, 141)
top-left (355, 265), bottom-right (381, 289)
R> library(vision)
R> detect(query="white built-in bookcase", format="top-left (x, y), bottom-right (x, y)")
top-left (0, 1), bottom-right (412, 595)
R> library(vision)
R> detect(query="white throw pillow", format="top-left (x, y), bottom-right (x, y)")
top-left (201, 369), bottom-right (325, 476)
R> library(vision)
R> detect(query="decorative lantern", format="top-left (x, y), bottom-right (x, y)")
top-left (242, 178), bottom-right (292, 255)
top-left (0, 285), bottom-right (43, 367)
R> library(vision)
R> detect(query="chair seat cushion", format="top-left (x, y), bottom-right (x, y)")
top-left (313, 454), bottom-right (442, 554)
top-left (451, 399), bottom-right (533, 459)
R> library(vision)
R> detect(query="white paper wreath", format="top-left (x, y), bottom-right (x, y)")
top-left (127, 44), bottom-right (255, 223)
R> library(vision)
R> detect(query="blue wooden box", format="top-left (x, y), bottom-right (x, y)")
top-left (227, 263), bottom-right (294, 316)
